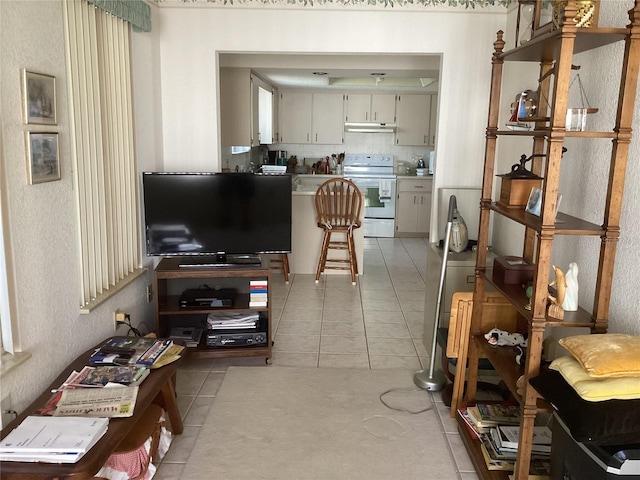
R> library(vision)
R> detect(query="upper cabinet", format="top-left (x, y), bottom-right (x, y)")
top-left (344, 93), bottom-right (396, 124)
top-left (220, 68), bottom-right (275, 146)
top-left (395, 94), bottom-right (433, 146)
top-left (279, 91), bottom-right (344, 144)
top-left (279, 91), bottom-right (312, 144)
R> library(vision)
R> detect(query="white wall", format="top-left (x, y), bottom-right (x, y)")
top-left (0, 1), bottom-right (160, 414)
top-left (157, 6), bottom-right (507, 239)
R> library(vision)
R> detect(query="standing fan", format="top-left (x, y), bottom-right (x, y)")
top-left (413, 195), bottom-right (458, 391)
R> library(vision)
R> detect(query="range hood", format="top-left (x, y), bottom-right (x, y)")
top-left (344, 122), bottom-right (397, 133)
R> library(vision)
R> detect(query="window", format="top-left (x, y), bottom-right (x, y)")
top-left (64, 0), bottom-right (144, 312)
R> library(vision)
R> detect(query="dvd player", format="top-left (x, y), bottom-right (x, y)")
top-left (206, 331), bottom-right (267, 347)
top-left (179, 288), bottom-right (236, 308)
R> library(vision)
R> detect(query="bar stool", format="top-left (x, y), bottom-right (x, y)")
top-left (314, 178), bottom-right (362, 285)
top-left (269, 254), bottom-right (290, 284)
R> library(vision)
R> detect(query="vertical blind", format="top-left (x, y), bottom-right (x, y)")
top-left (64, 0), bottom-right (142, 311)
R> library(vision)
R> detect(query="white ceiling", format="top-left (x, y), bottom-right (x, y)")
top-left (219, 53), bottom-right (441, 92)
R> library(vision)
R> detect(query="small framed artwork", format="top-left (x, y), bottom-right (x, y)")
top-left (525, 187), bottom-right (542, 216)
top-left (22, 69), bottom-right (57, 125)
top-left (26, 132), bottom-right (60, 184)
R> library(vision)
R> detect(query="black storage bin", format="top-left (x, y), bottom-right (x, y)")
top-left (551, 413), bottom-right (640, 480)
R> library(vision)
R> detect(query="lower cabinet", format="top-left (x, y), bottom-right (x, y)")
top-left (153, 258), bottom-right (272, 363)
top-left (395, 177), bottom-right (432, 235)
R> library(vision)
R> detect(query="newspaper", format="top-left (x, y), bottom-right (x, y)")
top-left (53, 386), bottom-right (138, 418)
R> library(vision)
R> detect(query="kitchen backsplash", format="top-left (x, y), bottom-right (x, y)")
top-left (222, 132), bottom-right (434, 175)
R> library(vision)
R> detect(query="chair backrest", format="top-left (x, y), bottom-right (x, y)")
top-left (314, 178), bottom-right (363, 228)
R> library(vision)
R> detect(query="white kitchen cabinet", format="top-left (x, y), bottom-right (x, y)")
top-left (279, 91), bottom-right (313, 143)
top-left (279, 91), bottom-right (343, 144)
top-left (220, 68), bottom-right (275, 147)
top-left (428, 94), bottom-right (437, 146)
top-left (395, 177), bottom-right (432, 235)
top-left (312, 93), bottom-right (344, 144)
top-left (220, 68), bottom-right (253, 146)
top-left (395, 94), bottom-right (431, 146)
top-left (344, 93), bottom-right (396, 124)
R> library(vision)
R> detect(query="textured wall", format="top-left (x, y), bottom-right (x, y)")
top-left (0, 0), bottom-right (158, 414)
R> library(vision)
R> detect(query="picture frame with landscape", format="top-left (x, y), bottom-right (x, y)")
top-left (26, 132), bottom-right (60, 184)
top-left (22, 69), bottom-right (57, 125)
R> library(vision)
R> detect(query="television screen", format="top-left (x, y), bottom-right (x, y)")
top-left (142, 172), bottom-right (292, 258)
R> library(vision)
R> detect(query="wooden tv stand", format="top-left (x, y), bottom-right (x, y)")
top-left (0, 339), bottom-right (184, 479)
top-left (154, 257), bottom-right (273, 363)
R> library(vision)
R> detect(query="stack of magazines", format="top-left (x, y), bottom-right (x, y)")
top-left (207, 312), bottom-right (259, 330)
top-left (0, 416), bottom-right (109, 463)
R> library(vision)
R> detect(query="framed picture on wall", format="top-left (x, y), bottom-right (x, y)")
top-left (22, 69), bottom-right (57, 125)
top-left (26, 132), bottom-right (60, 184)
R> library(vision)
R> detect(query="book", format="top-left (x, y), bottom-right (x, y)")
top-left (79, 365), bottom-right (150, 387)
top-left (475, 403), bottom-right (521, 425)
top-left (0, 416), bottom-right (108, 463)
top-left (457, 407), bottom-right (486, 438)
top-left (53, 386), bottom-right (138, 418)
top-left (479, 435), bottom-right (515, 471)
top-left (136, 339), bottom-right (173, 366)
top-left (498, 425), bottom-right (552, 453)
top-left (89, 337), bottom-right (173, 367)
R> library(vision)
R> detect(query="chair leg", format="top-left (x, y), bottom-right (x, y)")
top-left (315, 230), bottom-right (331, 283)
top-left (281, 254), bottom-right (290, 284)
top-left (346, 231), bottom-right (357, 285)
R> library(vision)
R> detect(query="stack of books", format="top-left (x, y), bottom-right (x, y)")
top-left (0, 416), bottom-right (109, 463)
top-left (249, 280), bottom-right (268, 307)
top-left (88, 337), bottom-right (174, 367)
top-left (458, 403), bottom-right (551, 475)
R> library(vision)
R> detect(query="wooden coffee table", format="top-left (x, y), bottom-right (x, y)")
top-left (0, 339), bottom-right (184, 479)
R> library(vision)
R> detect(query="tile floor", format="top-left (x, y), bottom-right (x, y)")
top-left (155, 237), bottom-right (480, 479)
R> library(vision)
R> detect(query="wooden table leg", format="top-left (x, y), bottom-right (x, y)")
top-left (161, 375), bottom-right (183, 434)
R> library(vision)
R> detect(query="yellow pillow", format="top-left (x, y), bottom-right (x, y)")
top-left (559, 334), bottom-right (640, 378)
top-left (550, 356), bottom-right (640, 401)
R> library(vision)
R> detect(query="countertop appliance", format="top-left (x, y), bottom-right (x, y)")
top-left (343, 154), bottom-right (396, 238)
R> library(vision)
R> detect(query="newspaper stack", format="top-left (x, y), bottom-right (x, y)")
top-left (207, 312), bottom-right (259, 330)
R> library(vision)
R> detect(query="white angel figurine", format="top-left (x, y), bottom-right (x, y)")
top-left (562, 262), bottom-right (579, 311)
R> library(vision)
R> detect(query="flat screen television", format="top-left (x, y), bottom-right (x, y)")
top-left (142, 172), bottom-right (292, 264)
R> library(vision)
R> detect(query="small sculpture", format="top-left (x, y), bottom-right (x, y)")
top-left (548, 265), bottom-right (566, 319)
top-left (563, 262), bottom-right (579, 311)
top-left (484, 327), bottom-right (528, 347)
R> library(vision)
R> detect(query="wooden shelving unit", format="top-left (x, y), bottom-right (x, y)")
top-left (153, 257), bottom-right (272, 363)
top-left (452, 2), bottom-right (640, 479)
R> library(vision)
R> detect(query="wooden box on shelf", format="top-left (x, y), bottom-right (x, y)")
top-left (493, 256), bottom-right (535, 285)
top-left (497, 178), bottom-right (542, 209)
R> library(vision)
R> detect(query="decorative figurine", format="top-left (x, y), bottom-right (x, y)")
top-left (484, 327), bottom-right (527, 347)
top-left (563, 262), bottom-right (579, 311)
top-left (547, 265), bottom-right (566, 319)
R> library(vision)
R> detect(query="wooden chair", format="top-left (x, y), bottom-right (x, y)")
top-left (314, 178), bottom-right (362, 285)
top-left (447, 291), bottom-right (520, 418)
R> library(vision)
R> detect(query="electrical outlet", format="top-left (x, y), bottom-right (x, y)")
top-left (114, 310), bottom-right (127, 330)
top-left (1, 393), bottom-right (15, 430)
top-left (146, 284), bottom-right (153, 303)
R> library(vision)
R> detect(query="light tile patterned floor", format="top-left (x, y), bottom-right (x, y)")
top-left (155, 237), bottom-right (480, 479)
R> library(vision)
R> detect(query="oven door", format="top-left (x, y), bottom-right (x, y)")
top-left (346, 176), bottom-right (396, 219)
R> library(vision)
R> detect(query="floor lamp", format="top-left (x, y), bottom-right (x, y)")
top-left (413, 195), bottom-right (457, 391)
